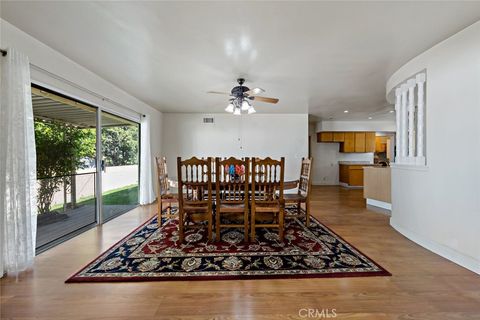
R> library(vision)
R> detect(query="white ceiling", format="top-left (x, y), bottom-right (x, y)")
top-left (2, 1), bottom-right (480, 120)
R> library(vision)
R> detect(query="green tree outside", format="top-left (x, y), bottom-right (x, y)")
top-left (35, 121), bottom-right (96, 214)
top-left (102, 126), bottom-right (139, 166)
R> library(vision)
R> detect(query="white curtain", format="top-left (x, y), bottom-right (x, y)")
top-left (139, 114), bottom-right (155, 205)
top-left (0, 48), bottom-right (37, 277)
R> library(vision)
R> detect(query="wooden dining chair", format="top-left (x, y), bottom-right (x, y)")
top-left (215, 157), bottom-right (250, 242)
top-left (250, 157), bottom-right (285, 242)
top-left (155, 156), bottom-right (178, 227)
top-left (177, 156), bottom-right (213, 242)
top-left (284, 157), bottom-right (313, 227)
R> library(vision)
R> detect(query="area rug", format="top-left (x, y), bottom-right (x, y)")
top-left (66, 208), bottom-right (390, 282)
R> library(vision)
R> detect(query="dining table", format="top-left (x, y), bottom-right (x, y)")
top-left (168, 179), bottom-right (299, 191)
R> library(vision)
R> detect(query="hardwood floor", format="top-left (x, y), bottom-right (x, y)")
top-left (2, 186), bottom-right (480, 319)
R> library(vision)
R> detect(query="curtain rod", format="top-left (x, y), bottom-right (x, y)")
top-left (1, 49), bottom-right (7, 56)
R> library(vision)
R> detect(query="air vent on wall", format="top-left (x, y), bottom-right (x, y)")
top-left (203, 116), bottom-right (215, 124)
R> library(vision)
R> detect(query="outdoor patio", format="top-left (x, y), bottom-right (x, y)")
top-left (37, 204), bottom-right (138, 248)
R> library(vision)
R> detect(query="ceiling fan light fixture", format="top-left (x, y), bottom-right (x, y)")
top-left (225, 103), bottom-right (234, 113)
top-left (241, 99), bottom-right (250, 111)
top-left (215, 79), bottom-right (278, 115)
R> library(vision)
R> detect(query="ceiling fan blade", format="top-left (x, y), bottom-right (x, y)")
top-left (246, 87), bottom-right (265, 95)
top-left (207, 91), bottom-right (231, 95)
top-left (253, 96), bottom-right (279, 104)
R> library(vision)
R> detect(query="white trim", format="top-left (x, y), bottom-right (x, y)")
top-left (95, 109), bottom-right (103, 224)
top-left (390, 220), bottom-right (480, 275)
top-left (339, 182), bottom-right (363, 189)
top-left (366, 198), bottom-right (391, 210)
top-left (312, 181), bottom-right (337, 186)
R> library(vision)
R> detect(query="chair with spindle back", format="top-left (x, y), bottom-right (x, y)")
top-left (155, 156), bottom-right (178, 227)
top-left (215, 157), bottom-right (250, 242)
top-left (250, 157), bottom-right (285, 242)
top-left (284, 157), bottom-right (313, 227)
top-left (177, 156), bottom-right (213, 242)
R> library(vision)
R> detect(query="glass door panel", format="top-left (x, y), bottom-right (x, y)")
top-left (32, 86), bottom-right (97, 250)
top-left (100, 111), bottom-right (140, 221)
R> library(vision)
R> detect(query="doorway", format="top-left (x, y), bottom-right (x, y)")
top-left (100, 111), bottom-right (140, 222)
top-left (31, 85), bottom-right (141, 252)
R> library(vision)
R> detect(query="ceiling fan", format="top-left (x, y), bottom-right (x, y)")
top-left (208, 78), bottom-right (279, 115)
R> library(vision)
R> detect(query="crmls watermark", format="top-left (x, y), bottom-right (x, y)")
top-left (298, 308), bottom-right (337, 318)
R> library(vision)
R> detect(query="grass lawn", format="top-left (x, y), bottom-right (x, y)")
top-left (50, 184), bottom-right (139, 211)
top-left (101, 184), bottom-right (139, 205)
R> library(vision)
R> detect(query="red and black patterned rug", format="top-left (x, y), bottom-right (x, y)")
top-left (66, 208), bottom-right (390, 282)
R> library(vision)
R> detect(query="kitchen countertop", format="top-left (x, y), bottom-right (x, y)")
top-left (338, 161), bottom-right (374, 165)
top-left (364, 166), bottom-right (390, 169)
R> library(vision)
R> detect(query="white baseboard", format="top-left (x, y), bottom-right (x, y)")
top-left (390, 219), bottom-right (480, 275)
top-left (339, 182), bottom-right (363, 189)
top-left (366, 198), bottom-right (391, 210)
top-left (313, 181), bottom-right (338, 186)
top-left (312, 182), bottom-right (363, 189)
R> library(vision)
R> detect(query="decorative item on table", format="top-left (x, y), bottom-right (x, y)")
top-left (224, 164), bottom-right (245, 182)
top-left (235, 164), bottom-right (246, 182)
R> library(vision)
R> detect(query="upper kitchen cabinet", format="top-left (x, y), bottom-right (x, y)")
top-left (333, 132), bottom-right (345, 142)
top-left (317, 132), bottom-right (334, 142)
top-left (318, 131), bottom-right (376, 153)
top-left (365, 132), bottom-right (376, 152)
top-left (340, 132), bottom-right (355, 153)
top-left (354, 132), bottom-right (366, 152)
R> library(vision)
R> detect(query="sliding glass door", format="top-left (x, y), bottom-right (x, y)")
top-left (32, 87), bottom-right (98, 250)
top-left (32, 86), bottom-right (141, 252)
top-left (100, 111), bottom-right (140, 222)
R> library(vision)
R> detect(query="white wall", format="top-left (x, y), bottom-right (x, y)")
top-left (162, 113), bottom-right (308, 181)
top-left (320, 120), bottom-right (396, 132)
top-left (312, 142), bottom-right (374, 185)
top-left (0, 19), bottom-right (163, 191)
top-left (311, 120), bottom-right (395, 185)
top-left (386, 21), bottom-right (480, 274)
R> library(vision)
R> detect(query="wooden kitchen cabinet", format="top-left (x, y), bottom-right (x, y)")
top-left (354, 132), bottom-right (366, 152)
top-left (365, 132), bottom-right (376, 152)
top-left (375, 136), bottom-right (388, 153)
top-left (318, 131), bottom-right (377, 153)
top-left (349, 166), bottom-right (365, 186)
top-left (333, 132), bottom-right (345, 142)
top-left (341, 132), bottom-right (355, 152)
top-left (339, 164), bottom-right (349, 183)
top-left (317, 132), bottom-right (334, 142)
top-left (339, 164), bottom-right (373, 187)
